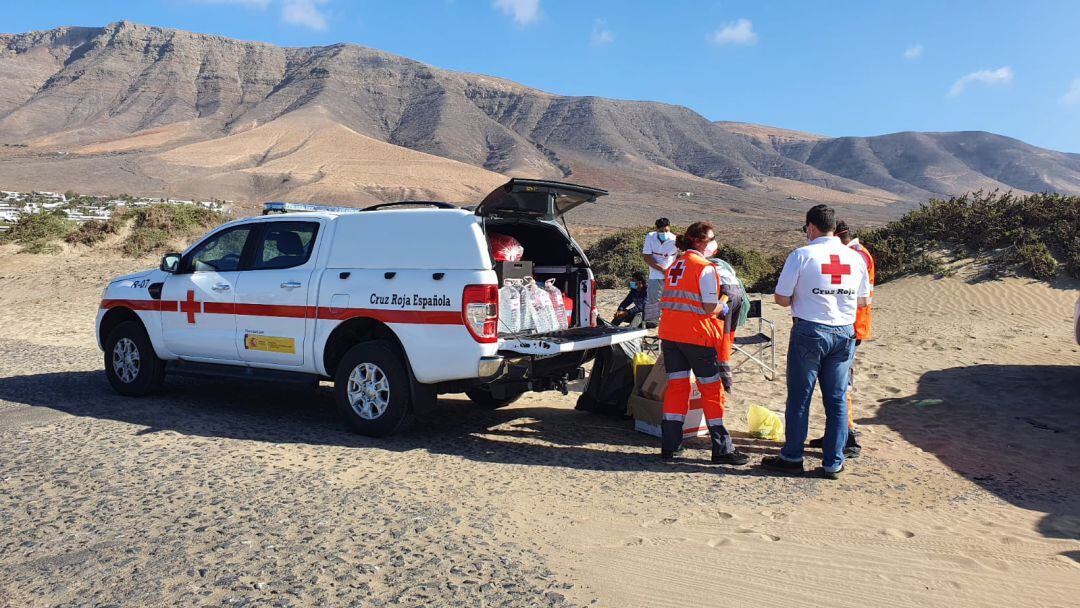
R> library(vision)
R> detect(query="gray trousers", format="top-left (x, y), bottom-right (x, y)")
top-left (645, 278), bottom-right (664, 322)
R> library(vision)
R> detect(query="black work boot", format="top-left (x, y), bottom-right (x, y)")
top-left (845, 431), bottom-right (862, 457)
top-left (761, 455), bottom-right (804, 474)
top-left (660, 420), bottom-right (684, 459)
top-left (708, 424), bottom-right (749, 466)
top-left (807, 431), bottom-right (861, 458)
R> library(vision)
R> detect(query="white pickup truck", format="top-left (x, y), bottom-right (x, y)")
top-left (97, 179), bottom-right (645, 436)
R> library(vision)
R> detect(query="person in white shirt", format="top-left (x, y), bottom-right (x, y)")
top-left (642, 217), bottom-right (678, 327)
top-left (761, 204), bottom-right (870, 480)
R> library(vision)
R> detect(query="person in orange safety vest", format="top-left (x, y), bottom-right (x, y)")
top-left (807, 219), bottom-right (874, 457)
top-left (658, 222), bottom-right (749, 466)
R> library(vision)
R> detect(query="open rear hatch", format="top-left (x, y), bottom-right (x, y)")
top-left (476, 179), bottom-right (609, 219)
top-left (500, 325), bottom-right (646, 356)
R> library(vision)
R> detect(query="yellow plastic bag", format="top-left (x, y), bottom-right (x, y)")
top-left (628, 351), bottom-right (659, 414)
top-left (747, 405), bottom-right (784, 441)
top-left (632, 351), bottom-right (657, 380)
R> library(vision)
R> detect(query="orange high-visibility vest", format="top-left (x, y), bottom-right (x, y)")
top-left (852, 242), bottom-right (875, 340)
top-left (658, 251), bottom-right (723, 347)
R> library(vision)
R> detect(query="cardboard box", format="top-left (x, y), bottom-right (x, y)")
top-left (629, 363), bottom-right (708, 439)
top-left (638, 357), bottom-right (701, 403)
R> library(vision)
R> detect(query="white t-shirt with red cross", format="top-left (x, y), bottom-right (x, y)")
top-left (774, 236), bottom-right (870, 326)
top-left (643, 231), bottom-right (678, 280)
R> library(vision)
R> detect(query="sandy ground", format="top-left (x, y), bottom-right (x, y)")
top-left (1, 248), bottom-right (1079, 607)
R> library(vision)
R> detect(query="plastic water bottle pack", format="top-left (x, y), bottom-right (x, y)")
top-left (498, 277), bottom-right (570, 335)
top-left (543, 279), bottom-right (570, 330)
top-left (522, 277), bottom-right (559, 333)
top-left (498, 279), bottom-right (522, 334)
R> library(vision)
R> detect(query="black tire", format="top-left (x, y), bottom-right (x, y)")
top-left (334, 341), bottom-right (415, 437)
top-left (465, 384), bottom-right (526, 410)
top-left (103, 320), bottom-right (166, 397)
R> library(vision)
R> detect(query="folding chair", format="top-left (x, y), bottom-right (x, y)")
top-left (732, 298), bottom-right (776, 380)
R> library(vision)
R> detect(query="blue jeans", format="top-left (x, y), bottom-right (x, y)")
top-left (780, 319), bottom-right (856, 472)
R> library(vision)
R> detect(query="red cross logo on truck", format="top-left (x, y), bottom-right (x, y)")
top-left (820, 255), bottom-right (852, 285)
top-left (180, 290), bottom-right (201, 324)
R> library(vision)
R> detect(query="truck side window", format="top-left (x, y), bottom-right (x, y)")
top-left (186, 225), bottom-right (254, 273)
top-left (251, 221), bottom-right (319, 270)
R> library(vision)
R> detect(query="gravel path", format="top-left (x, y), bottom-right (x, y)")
top-left (0, 339), bottom-right (582, 607)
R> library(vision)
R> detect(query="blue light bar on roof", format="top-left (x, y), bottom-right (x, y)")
top-left (263, 201), bottom-right (363, 215)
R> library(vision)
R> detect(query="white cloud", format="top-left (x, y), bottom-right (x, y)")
top-left (1062, 78), bottom-right (1080, 105)
top-left (904, 43), bottom-right (923, 60)
top-left (948, 66), bottom-right (1014, 97)
top-left (708, 18), bottom-right (757, 46)
top-left (493, 0), bottom-right (540, 26)
top-left (591, 19), bottom-right (614, 46)
top-left (282, 0), bottom-right (330, 31)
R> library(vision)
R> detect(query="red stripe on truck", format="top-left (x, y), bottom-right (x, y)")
top-left (317, 307), bottom-right (462, 324)
top-left (99, 299), bottom-right (175, 312)
top-left (100, 299), bottom-right (462, 325)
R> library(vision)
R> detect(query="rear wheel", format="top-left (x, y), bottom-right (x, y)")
top-left (465, 384), bottom-right (526, 410)
top-left (103, 320), bottom-right (166, 396)
top-left (334, 341), bottom-right (415, 437)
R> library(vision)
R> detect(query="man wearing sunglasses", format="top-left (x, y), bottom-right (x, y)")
top-left (763, 205), bottom-right (871, 479)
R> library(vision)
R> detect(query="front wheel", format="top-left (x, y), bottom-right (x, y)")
top-left (334, 341), bottom-right (415, 437)
top-left (465, 384), bottom-right (526, 409)
top-left (103, 320), bottom-right (166, 396)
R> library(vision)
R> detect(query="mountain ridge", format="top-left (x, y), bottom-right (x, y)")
top-left (0, 21), bottom-right (1076, 226)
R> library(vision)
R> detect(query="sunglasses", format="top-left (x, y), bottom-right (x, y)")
top-left (801, 223), bottom-right (809, 235)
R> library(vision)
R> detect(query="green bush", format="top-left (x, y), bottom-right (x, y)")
top-left (1011, 241), bottom-right (1058, 281)
top-left (584, 226), bottom-right (652, 289)
top-left (118, 204), bottom-right (229, 257)
top-left (0, 211), bottom-right (75, 246)
top-left (66, 218), bottom-right (120, 246)
top-left (120, 204), bottom-right (228, 235)
top-left (860, 190), bottom-right (1080, 283)
top-left (122, 227), bottom-right (170, 257)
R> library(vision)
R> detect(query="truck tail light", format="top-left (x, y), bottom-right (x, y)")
top-left (462, 284), bottom-right (499, 343)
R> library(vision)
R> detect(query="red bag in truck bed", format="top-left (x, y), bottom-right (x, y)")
top-left (488, 232), bottom-right (524, 262)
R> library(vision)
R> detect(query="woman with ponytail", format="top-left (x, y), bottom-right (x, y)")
top-left (656, 222), bottom-right (748, 465)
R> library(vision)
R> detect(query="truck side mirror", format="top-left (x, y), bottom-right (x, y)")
top-left (161, 252), bottom-right (181, 273)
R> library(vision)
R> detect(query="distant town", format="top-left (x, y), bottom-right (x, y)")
top-left (0, 190), bottom-right (230, 230)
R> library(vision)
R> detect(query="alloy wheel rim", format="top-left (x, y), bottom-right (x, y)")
top-left (112, 337), bottom-right (141, 384)
top-left (346, 362), bottom-right (390, 420)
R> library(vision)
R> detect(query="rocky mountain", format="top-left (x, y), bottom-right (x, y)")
top-left (0, 21), bottom-right (1076, 227)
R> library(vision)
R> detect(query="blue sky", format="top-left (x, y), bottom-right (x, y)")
top-left (5, 1), bottom-right (1080, 152)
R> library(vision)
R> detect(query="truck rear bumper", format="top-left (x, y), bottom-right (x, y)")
top-left (478, 356), bottom-right (505, 379)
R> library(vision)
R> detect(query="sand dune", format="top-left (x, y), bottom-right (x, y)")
top-left (0, 249), bottom-right (1078, 606)
top-left (151, 106), bottom-right (508, 205)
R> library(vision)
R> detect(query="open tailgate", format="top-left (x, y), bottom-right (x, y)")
top-left (500, 326), bottom-right (646, 356)
top-left (476, 178), bottom-right (609, 220)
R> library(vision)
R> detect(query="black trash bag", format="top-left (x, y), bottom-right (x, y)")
top-left (575, 337), bottom-right (642, 417)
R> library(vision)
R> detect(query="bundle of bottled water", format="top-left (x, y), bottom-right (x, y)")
top-left (498, 278), bottom-right (570, 335)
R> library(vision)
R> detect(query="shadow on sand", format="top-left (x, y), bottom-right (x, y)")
top-left (0, 369), bottom-right (799, 479)
top-left (863, 363), bottom-right (1080, 558)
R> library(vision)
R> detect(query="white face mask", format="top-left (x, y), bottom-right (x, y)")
top-left (703, 239), bottom-right (718, 257)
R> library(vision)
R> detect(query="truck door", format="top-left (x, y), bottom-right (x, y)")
top-left (233, 220), bottom-right (321, 367)
top-left (160, 224), bottom-right (255, 362)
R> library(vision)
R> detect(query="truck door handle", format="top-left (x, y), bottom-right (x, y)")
top-left (211, 283), bottom-right (231, 292)
top-left (280, 281), bottom-right (302, 289)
